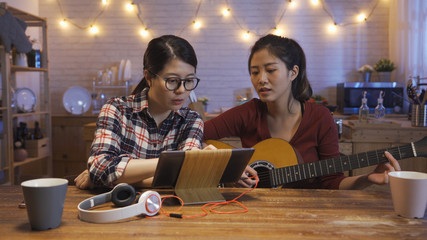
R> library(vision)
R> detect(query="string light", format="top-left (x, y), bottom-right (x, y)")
top-left (55, 0), bottom-right (381, 38)
top-left (242, 31), bottom-right (251, 40)
top-left (328, 23), bottom-right (337, 33)
top-left (89, 25), bottom-right (99, 34)
top-left (311, 0), bottom-right (320, 6)
top-left (193, 20), bottom-right (202, 29)
top-left (357, 13), bottom-right (367, 22)
top-left (126, 2), bottom-right (135, 12)
top-left (139, 28), bottom-right (149, 37)
top-left (59, 19), bottom-right (68, 27)
top-left (222, 8), bottom-right (230, 17)
top-left (273, 27), bottom-right (284, 36)
top-left (56, 0), bottom-right (107, 33)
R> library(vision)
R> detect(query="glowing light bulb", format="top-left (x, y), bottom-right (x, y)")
top-left (193, 20), bottom-right (201, 29)
top-left (273, 27), bottom-right (284, 36)
top-left (357, 13), bottom-right (367, 22)
top-left (102, 0), bottom-right (108, 5)
top-left (328, 24), bottom-right (337, 33)
top-left (242, 31), bottom-right (250, 40)
top-left (289, 0), bottom-right (296, 8)
top-left (311, 0), bottom-right (319, 5)
top-left (222, 8), bottom-right (230, 17)
top-left (126, 2), bottom-right (134, 12)
top-left (140, 28), bottom-right (149, 37)
top-left (90, 25), bottom-right (99, 34)
top-left (59, 19), bottom-right (68, 27)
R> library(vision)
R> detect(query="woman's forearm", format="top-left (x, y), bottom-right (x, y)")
top-left (115, 158), bottom-right (158, 185)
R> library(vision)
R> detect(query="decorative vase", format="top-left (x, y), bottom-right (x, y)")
top-left (377, 72), bottom-right (391, 82)
top-left (362, 72), bottom-right (371, 82)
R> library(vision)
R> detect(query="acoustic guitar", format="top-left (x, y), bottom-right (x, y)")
top-left (205, 137), bottom-right (427, 188)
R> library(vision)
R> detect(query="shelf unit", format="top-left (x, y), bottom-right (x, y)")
top-left (0, 3), bottom-right (52, 185)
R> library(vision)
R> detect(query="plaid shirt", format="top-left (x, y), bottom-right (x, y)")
top-left (88, 88), bottom-right (204, 186)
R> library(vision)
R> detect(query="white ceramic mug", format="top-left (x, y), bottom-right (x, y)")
top-left (388, 171), bottom-right (427, 218)
top-left (21, 178), bottom-right (68, 230)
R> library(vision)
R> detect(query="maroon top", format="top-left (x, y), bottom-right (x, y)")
top-left (204, 98), bottom-right (345, 189)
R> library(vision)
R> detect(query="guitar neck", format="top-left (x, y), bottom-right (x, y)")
top-left (269, 143), bottom-right (415, 187)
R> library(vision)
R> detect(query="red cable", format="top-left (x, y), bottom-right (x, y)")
top-left (154, 175), bottom-right (259, 218)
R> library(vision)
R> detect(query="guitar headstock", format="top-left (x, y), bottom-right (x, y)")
top-left (413, 136), bottom-right (427, 157)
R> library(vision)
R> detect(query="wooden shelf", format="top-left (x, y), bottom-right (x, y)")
top-left (6, 4), bottom-right (46, 23)
top-left (11, 65), bottom-right (48, 72)
top-left (0, 2), bottom-right (52, 185)
top-left (12, 111), bottom-right (50, 118)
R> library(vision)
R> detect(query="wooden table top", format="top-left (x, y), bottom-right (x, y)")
top-left (0, 186), bottom-right (426, 239)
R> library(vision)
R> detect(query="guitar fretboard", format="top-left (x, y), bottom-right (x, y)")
top-left (268, 143), bottom-right (415, 187)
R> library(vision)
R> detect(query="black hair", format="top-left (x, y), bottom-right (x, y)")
top-left (248, 34), bottom-right (312, 103)
top-left (132, 35), bottom-right (198, 94)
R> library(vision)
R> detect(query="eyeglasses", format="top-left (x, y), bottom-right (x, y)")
top-left (148, 70), bottom-right (200, 91)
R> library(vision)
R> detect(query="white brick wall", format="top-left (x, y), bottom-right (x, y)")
top-left (37, 0), bottom-right (389, 114)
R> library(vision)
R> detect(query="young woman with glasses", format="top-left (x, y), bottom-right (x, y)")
top-left (75, 35), bottom-right (205, 189)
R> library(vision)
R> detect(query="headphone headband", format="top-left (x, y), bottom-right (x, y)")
top-left (78, 184), bottom-right (161, 223)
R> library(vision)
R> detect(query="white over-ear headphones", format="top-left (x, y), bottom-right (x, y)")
top-left (78, 183), bottom-right (161, 223)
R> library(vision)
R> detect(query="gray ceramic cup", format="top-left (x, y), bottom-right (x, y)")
top-left (21, 178), bottom-right (68, 230)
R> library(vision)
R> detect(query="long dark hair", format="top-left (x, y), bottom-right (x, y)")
top-left (248, 34), bottom-right (312, 103)
top-left (132, 35), bottom-right (198, 94)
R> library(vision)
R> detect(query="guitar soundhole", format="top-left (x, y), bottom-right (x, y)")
top-left (250, 160), bottom-right (275, 188)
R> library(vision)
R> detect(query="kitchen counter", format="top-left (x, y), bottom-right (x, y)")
top-left (342, 117), bottom-right (427, 192)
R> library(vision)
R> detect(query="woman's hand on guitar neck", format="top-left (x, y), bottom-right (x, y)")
top-left (367, 151), bottom-right (402, 185)
top-left (340, 151), bottom-right (402, 190)
top-left (236, 166), bottom-right (258, 188)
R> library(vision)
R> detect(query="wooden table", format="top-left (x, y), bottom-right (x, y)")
top-left (0, 186), bottom-right (425, 239)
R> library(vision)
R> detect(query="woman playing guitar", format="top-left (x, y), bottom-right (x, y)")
top-left (204, 34), bottom-right (401, 189)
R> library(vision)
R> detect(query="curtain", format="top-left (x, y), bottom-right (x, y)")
top-left (389, 0), bottom-right (427, 83)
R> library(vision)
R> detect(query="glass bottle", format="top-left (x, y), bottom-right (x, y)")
top-left (33, 121), bottom-right (43, 139)
top-left (359, 91), bottom-right (369, 123)
top-left (27, 39), bottom-right (41, 68)
top-left (374, 91), bottom-right (386, 119)
top-left (33, 39), bottom-right (41, 68)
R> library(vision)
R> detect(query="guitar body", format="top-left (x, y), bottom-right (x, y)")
top-left (206, 138), bottom-right (298, 167)
top-left (206, 139), bottom-right (300, 187)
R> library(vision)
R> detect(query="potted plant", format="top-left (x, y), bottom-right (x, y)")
top-left (358, 64), bottom-right (374, 82)
top-left (197, 96), bottom-right (209, 112)
top-left (374, 58), bottom-right (396, 82)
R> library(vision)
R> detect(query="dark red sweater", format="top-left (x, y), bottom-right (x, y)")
top-left (204, 98), bottom-right (345, 189)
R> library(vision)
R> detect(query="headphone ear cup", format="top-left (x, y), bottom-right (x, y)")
top-left (138, 191), bottom-right (161, 216)
top-left (111, 184), bottom-right (136, 207)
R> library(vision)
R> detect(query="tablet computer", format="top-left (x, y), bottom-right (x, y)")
top-left (152, 148), bottom-right (255, 188)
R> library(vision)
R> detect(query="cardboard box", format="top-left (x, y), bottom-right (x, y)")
top-left (26, 138), bottom-right (49, 158)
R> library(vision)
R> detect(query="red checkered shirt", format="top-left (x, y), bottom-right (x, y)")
top-left (88, 88), bottom-right (204, 186)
